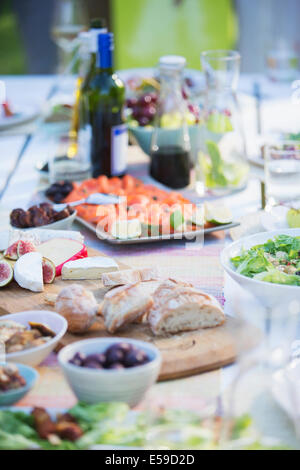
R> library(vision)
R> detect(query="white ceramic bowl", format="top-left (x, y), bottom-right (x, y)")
top-left (1, 310), bottom-right (68, 366)
top-left (221, 228), bottom-right (300, 308)
top-left (58, 338), bottom-right (162, 407)
top-left (10, 210), bottom-right (77, 231)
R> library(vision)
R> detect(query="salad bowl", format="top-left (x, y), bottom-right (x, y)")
top-left (221, 228), bottom-right (300, 308)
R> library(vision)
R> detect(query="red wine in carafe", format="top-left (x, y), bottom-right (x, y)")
top-left (150, 145), bottom-right (190, 189)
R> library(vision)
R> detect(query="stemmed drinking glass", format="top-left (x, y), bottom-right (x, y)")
top-left (219, 288), bottom-right (300, 449)
top-left (51, 0), bottom-right (88, 74)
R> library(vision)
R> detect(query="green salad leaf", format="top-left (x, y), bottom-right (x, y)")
top-left (230, 235), bottom-right (300, 286)
top-left (69, 401), bottom-right (129, 431)
top-left (235, 249), bottom-right (273, 277)
top-left (0, 404), bottom-right (292, 450)
top-left (254, 270), bottom-right (300, 286)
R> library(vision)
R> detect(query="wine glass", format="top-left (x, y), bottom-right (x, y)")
top-left (51, 0), bottom-right (88, 73)
top-left (219, 286), bottom-right (300, 449)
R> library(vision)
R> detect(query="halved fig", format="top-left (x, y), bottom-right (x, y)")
top-left (42, 257), bottom-right (56, 284)
top-left (4, 241), bottom-right (19, 260)
top-left (0, 259), bottom-right (13, 287)
top-left (28, 321), bottom-right (56, 337)
top-left (17, 240), bottom-right (37, 258)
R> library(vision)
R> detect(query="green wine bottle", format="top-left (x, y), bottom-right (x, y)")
top-left (81, 21), bottom-right (107, 97)
top-left (87, 32), bottom-right (127, 177)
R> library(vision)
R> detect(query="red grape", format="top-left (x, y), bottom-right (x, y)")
top-left (142, 104), bottom-right (156, 119)
top-left (138, 116), bottom-right (151, 126)
top-left (126, 97), bottom-right (138, 108)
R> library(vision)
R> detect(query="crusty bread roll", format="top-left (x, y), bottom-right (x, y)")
top-left (99, 282), bottom-right (154, 333)
top-left (55, 284), bottom-right (98, 334)
top-left (102, 267), bottom-right (160, 287)
top-left (148, 279), bottom-right (225, 335)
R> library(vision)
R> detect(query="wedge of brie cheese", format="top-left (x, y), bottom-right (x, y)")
top-left (14, 252), bottom-right (44, 292)
top-left (61, 256), bottom-right (119, 280)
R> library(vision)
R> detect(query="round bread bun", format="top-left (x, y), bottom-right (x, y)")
top-left (55, 284), bottom-right (98, 333)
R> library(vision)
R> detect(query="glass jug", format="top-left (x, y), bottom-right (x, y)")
top-left (150, 55), bottom-right (191, 189)
top-left (196, 50), bottom-right (248, 196)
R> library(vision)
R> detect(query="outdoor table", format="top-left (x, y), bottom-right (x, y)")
top-left (0, 74), bottom-right (299, 448)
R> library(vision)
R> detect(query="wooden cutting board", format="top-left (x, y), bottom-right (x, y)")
top-left (0, 247), bottom-right (247, 381)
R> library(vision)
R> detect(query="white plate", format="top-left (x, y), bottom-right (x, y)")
top-left (0, 105), bottom-right (39, 130)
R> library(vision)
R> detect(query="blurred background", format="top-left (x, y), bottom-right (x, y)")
top-left (0, 0), bottom-right (299, 75)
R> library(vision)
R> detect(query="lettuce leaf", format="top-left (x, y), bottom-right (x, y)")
top-left (234, 249), bottom-right (273, 277)
top-left (69, 402), bottom-right (129, 431)
top-left (254, 270), bottom-right (300, 286)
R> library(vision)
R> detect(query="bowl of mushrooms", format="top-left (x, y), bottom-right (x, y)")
top-left (0, 311), bottom-right (68, 366)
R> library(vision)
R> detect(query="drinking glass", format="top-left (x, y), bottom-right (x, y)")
top-left (264, 141), bottom-right (300, 207)
top-left (51, 0), bottom-right (88, 73)
top-left (219, 290), bottom-right (300, 449)
top-left (266, 48), bottom-right (299, 83)
top-left (48, 130), bottom-right (91, 183)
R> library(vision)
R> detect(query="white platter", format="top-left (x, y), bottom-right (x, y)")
top-left (0, 105), bottom-right (39, 130)
top-left (76, 215), bottom-right (240, 245)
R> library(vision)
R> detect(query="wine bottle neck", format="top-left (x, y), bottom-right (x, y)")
top-left (97, 32), bottom-right (114, 70)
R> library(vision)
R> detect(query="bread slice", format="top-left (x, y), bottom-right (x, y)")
top-left (99, 283), bottom-right (154, 333)
top-left (148, 280), bottom-right (225, 335)
top-left (102, 267), bottom-right (160, 287)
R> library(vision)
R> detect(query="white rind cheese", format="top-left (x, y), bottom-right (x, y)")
top-left (14, 252), bottom-right (44, 292)
top-left (32, 229), bottom-right (84, 244)
top-left (61, 256), bottom-right (119, 280)
top-left (37, 238), bottom-right (84, 267)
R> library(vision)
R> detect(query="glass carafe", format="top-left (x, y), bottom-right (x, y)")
top-left (150, 55), bottom-right (191, 189)
top-left (196, 50), bottom-right (248, 196)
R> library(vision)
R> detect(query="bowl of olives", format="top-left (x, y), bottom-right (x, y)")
top-left (58, 338), bottom-right (161, 407)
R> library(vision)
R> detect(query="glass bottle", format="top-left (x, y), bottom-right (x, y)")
top-left (150, 55), bottom-right (191, 189)
top-left (87, 32), bottom-right (127, 177)
top-left (196, 50), bottom-right (248, 196)
top-left (68, 31), bottom-right (91, 149)
top-left (81, 19), bottom-right (107, 96)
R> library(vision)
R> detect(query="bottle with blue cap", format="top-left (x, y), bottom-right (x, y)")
top-left (87, 32), bottom-right (127, 177)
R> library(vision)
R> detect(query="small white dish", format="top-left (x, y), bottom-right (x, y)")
top-left (58, 338), bottom-right (161, 407)
top-left (261, 202), bottom-right (300, 232)
top-left (10, 210), bottom-right (76, 232)
top-left (221, 228), bottom-right (300, 308)
top-left (260, 206), bottom-right (289, 231)
top-left (1, 310), bottom-right (68, 367)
